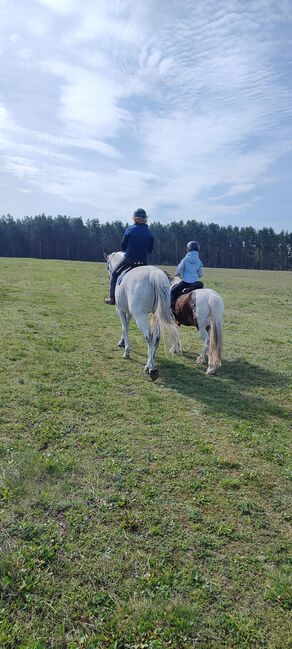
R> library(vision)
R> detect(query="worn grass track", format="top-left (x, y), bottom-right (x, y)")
top-left (0, 258), bottom-right (291, 649)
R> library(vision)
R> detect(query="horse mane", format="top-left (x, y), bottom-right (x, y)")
top-left (163, 270), bottom-right (174, 282)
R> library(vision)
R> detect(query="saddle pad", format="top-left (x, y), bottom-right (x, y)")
top-left (117, 268), bottom-right (131, 285)
top-left (117, 263), bottom-right (146, 285)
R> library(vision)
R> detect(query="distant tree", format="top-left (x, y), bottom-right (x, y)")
top-left (0, 213), bottom-right (290, 270)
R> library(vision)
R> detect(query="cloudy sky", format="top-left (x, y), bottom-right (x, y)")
top-left (0, 0), bottom-right (292, 229)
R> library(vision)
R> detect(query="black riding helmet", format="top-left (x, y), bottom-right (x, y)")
top-left (133, 208), bottom-right (147, 219)
top-left (187, 240), bottom-right (200, 251)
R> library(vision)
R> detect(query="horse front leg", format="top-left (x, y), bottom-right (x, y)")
top-left (117, 310), bottom-right (130, 358)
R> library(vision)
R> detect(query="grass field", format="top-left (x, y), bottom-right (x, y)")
top-left (0, 258), bottom-right (291, 649)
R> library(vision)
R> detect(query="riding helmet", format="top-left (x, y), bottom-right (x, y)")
top-left (187, 240), bottom-right (200, 251)
top-left (133, 208), bottom-right (147, 219)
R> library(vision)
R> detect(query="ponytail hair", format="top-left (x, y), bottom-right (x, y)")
top-left (133, 208), bottom-right (148, 224)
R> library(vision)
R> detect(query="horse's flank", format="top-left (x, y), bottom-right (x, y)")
top-left (174, 293), bottom-right (199, 327)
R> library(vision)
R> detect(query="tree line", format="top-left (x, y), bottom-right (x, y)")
top-left (0, 214), bottom-right (291, 270)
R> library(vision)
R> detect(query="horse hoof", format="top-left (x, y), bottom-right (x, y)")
top-left (196, 355), bottom-right (205, 365)
top-left (206, 367), bottom-right (216, 375)
top-left (149, 368), bottom-right (159, 381)
top-left (118, 339), bottom-right (125, 348)
top-left (123, 351), bottom-right (130, 359)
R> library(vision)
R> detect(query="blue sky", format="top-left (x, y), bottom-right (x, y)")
top-left (0, 0), bottom-right (292, 229)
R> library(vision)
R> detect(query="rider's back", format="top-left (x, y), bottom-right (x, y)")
top-left (176, 250), bottom-right (204, 283)
top-left (121, 223), bottom-right (154, 263)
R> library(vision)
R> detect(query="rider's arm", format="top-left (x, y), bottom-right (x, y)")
top-left (175, 258), bottom-right (185, 277)
top-left (148, 232), bottom-right (154, 253)
top-left (198, 260), bottom-right (204, 277)
top-left (121, 228), bottom-right (130, 252)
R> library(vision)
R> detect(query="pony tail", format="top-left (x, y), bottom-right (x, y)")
top-left (208, 294), bottom-right (224, 371)
top-left (133, 216), bottom-right (147, 224)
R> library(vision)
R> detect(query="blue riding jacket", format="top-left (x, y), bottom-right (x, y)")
top-left (176, 250), bottom-right (204, 283)
top-left (121, 223), bottom-right (154, 263)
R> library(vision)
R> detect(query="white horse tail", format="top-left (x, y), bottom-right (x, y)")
top-left (208, 292), bottom-right (224, 370)
top-left (150, 270), bottom-right (181, 354)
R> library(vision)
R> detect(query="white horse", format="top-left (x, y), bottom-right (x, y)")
top-left (170, 276), bottom-right (224, 375)
top-left (105, 252), bottom-right (181, 380)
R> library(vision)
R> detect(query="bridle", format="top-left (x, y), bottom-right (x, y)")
top-left (106, 253), bottom-right (114, 276)
top-left (106, 252), bottom-right (122, 276)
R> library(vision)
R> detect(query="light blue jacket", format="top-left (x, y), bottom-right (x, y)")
top-left (176, 250), bottom-right (204, 283)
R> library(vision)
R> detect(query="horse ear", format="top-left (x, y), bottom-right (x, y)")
top-left (103, 252), bottom-right (108, 261)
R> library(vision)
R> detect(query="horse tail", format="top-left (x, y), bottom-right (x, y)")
top-left (208, 292), bottom-right (224, 370)
top-left (150, 269), bottom-right (181, 354)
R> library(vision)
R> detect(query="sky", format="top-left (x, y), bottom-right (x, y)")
top-left (0, 0), bottom-right (292, 230)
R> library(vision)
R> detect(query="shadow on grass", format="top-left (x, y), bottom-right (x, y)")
top-left (159, 357), bottom-right (289, 423)
top-left (181, 356), bottom-right (288, 388)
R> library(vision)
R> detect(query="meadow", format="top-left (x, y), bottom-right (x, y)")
top-left (0, 258), bottom-right (291, 649)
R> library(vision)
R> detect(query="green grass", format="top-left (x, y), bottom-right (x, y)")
top-left (0, 258), bottom-right (291, 648)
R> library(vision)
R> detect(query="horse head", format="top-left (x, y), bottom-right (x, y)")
top-left (106, 251), bottom-right (125, 275)
top-left (162, 270), bottom-right (179, 287)
top-left (169, 274), bottom-right (180, 288)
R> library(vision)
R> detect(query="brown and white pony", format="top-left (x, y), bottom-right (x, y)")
top-left (170, 277), bottom-right (224, 374)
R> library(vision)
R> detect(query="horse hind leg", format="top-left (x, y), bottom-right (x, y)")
top-left (196, 326), bottom-right (209, 366)
top-left (150, 332), bottom-right (160, 380)
top-left (135, 313), bottom-right (159, 380)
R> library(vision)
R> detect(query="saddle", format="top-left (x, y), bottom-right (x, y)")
top-left (180, 281), bottom-right (204, 296)
top-left (117, 262), bottom-right (146, 285)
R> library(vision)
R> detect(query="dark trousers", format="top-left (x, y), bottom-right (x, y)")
top-left (109, 259), bottom-right (131, 298)
top-left (171, 280), bottom-right (204, 305)
top-left (109, 260), bottom-right (146, 298)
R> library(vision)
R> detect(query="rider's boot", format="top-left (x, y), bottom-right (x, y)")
top-left (104, 296), bottom-right (115, 305)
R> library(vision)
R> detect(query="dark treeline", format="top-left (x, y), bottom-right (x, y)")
top-left (0, 214), bottom-right (291, 269)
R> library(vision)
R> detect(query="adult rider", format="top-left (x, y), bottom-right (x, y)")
top-left (105, 208), bottom-right (154, 305)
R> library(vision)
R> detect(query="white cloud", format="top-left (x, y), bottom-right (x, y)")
top-left (35, 0), bottom-right (78, 14)
top-left (19, 48), bottom-right (33, 60)
top-left (9, 33), bottom-right (20, 43)
top-left (60, 70), bottom-right (129, 138)
top-left (212, 184), bottom-right (256, 200)
top-left (0, 105), bottom-right (11, 129)
top-left (0, 0), bottom-right (291, 227)
top-left (64, 6), bottom-right (138, 45)
top-left (0, 98), bottom-right (120, 156)
top-left (4, 156), bottom-right (38, 179)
